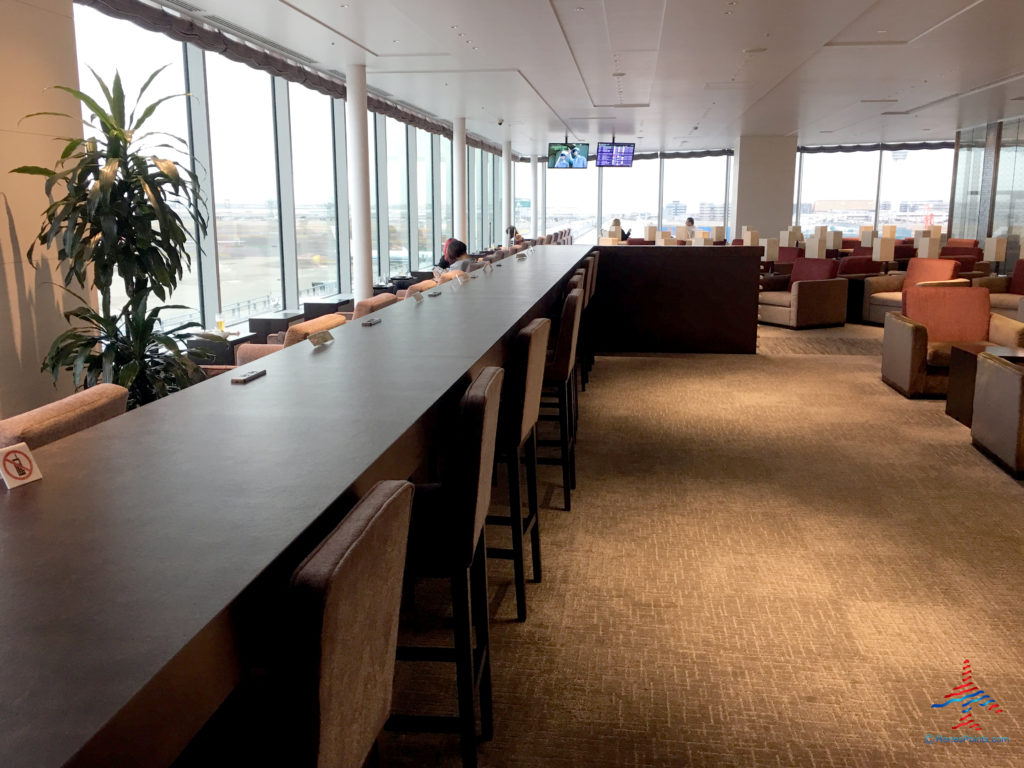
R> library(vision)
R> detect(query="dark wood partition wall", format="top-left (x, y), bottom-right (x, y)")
top-left (587, 245), bottom-right (762, 354)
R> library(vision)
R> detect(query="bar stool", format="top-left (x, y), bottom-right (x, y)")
top-left (391, 367), bottom-right (504, 768)
top-left (486, 318), bottom-right (551, 622)
top-left (287, 480), bottom-right (414, 768)
top-left (580, 252), bottom-right (599, 389)
top-left (539, 289), bottom-right (584, 510)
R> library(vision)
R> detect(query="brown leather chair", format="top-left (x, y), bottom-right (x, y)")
top-left (539, 289), bottom-right (584, 511)
top-left (487, 319), bottom-right (551, 622)
top-left (393, 367), bottom-right (504, 768)
top-left (0, 383), bottom-right (128, 449)
top-left (286, 480), bottom-right (414, 768)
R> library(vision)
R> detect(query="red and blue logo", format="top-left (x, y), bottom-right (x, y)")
top-left (931, 659), bottom-right (1004, 731)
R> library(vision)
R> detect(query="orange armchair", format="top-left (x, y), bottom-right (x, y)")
top-left (235, 313), bottom-right (347, 366)
top-left (862, 257), bottom-right (965, 324)
top-left (881, 286), bottom-right (1024, 397)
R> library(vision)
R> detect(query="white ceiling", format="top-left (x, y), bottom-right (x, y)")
top-left (156, 0), bottom-right (1024, 155)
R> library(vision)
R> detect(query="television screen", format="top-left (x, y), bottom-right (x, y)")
top-left (596, 142), bottom-right (635, 167)
top-left (547, 143), bottom-right (589, 169)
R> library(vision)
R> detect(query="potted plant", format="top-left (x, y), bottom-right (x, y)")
top-left (11, 66), bottom-right (210, 408)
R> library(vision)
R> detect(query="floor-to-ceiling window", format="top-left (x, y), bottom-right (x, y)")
top-left (289, 83), bottom-right (339, 302)
top-left (601, 157), bottom-right (659, 238)
top-left (469, 147), bottom-right (482, 251)
top-left (367, 112), bottom-right (380, 277)
top-left (661, 155), bottom-right (730, 234)
top-left (439, 137), bottom-right (454, 248)
top-left (876, 147), bottom-right (954, 238)
top-left (385, 117), bottom-right (409, 275)
top-left (206, 52), bottom-right (282, 322)
top-left (481, 150), bottom-right (494, 248)
top-left (72, 5), bottom-right (200, 326)
top-left (796, 150), bottom-right (878, 236)
top-left (546, 163), bottom-right (598, 244)
top-left (950, 126), bottom-right (987, 239)
top-left (416, 129), bottom-right (434, 269)
top-left (514, 161), bottom-right (533, 236)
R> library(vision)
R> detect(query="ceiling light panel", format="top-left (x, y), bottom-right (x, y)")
top-left (827, 0), bottom-right (981, 45)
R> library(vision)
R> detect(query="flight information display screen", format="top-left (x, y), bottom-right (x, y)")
top-left (596, 142), bottom-right (635, 167)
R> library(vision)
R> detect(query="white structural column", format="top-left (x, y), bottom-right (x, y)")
top-left (502, 140), bottom-right (512, 240)
top-left (729, 135), bottom-right (798, 236)
top-left (453, 117), bottom-right (467, 242)
top-left (345, 64), bottom-right (373, 301)
top-left (531, 155), bottom-right (539, 238)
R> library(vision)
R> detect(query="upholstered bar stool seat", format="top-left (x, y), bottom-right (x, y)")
top-left (351, 293), bottom-right (399, 320)
top-left (0, 383), bottom-right (129, 449)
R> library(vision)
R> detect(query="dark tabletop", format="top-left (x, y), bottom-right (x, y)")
top-left (0, 246), bottom-right (588, 768)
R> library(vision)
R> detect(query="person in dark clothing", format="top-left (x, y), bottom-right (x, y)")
top-left (438, 238), bottom-right (468, 268)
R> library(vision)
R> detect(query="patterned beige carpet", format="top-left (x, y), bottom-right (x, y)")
top-left (385, 329), bottom-right (1024, 767)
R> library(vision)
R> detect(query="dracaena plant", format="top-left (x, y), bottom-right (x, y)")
top-left (11, 66), bottom-right (212, 408)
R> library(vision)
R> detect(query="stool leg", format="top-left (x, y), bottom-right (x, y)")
top-left (471, 541), bottom-right (494, 741)
top-left (507, 451), bottom-right (527, 622)
top-left (525, 428), bottom-right (541, 583)
top-left (451, 569), bottom-right (479, 768)
top-left (558, 381), bottom-right (572, 511)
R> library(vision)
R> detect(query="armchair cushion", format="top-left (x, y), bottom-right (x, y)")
top-left (0, 383), bottom-right (129, 450)
top-left (904, 286), bottom-right (990, 342)
top-left (789, 257), bottom-right (839, 286)
top-left (236, 343), bottom-right (283, 366)
top-left (759, 291), bottom-right (792, 308)
top-left (282, 313), bottom-right (347, 347)
top-left (948, 238), bottom-right (980, 248)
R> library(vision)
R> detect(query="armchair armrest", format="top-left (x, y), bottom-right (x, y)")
top-left (882, 312), bottom-right (927, 396)
top-left (973, 275), bottom-right (1011, 292)
top-left (863, 273), bottom-right (905, 319)
top-left (988, 313), bottom-right (1024, 348)
top-left (791, 278), bottom-right (848, 327)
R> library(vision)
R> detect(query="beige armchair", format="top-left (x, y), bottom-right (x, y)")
top-left (972, 352), bottom-right (1024, 475)
top-left (862, 257), bottom-right (964, 324)
top-left (972, 260), bottom-right (1024, 319)
top-left (881, 286), bottom-right (1024, 397)
top-left (348, 292), bottom-right (399, 320)
top-left (0, 383), bottom-right (128, 449)
top-left (757, 257), bottom-right (847, 329)
top-left (396, 279), bottom-right (437, 299)
top-left (235, 313), bottom-right (347, 366)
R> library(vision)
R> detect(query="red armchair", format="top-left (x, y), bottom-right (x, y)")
top-left (758, 257), bottom-right (847, 329)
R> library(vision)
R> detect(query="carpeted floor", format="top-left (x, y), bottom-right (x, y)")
top-left (383, 325), bottom-right (1024, 767)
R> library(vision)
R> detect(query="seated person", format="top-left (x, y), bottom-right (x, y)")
top-left (610, 218), bottom-right (631, 241)
top-left (684, 217), bottom-right (696, 240)
top-left (438, 237), bottom-right (469, 270)
top-left (506, 225), bottom-right (524, 245)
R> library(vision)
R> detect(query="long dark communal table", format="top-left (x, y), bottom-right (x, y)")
top-left (0, 245), bottom-right (589, 768)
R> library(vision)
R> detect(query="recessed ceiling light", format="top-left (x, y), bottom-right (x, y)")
top-left (472, 47), bottom-right (478, 50)
top-left (450, 25), bottom-right (458, 29)
top-left (724, 10), bottom-right (732, 14)
top-left (876, 29), bottom-right (888, 34)
top-left (392, 39), bottom-right (399, 43)
top-left (612, 71), bottom-right (626, 77)
top-left (860, 98), bottom-right (898, 103)
top-left (1011, 96), bottom-right (1024, 101)
top-left (467, 40), bottom-right (473, 44)
top-left (457, 32), bottom-right (464, 37)
top-left (576, 6), bottom-right (584, 11)
top-left (921, 127), bottom-right (932, 131)
top-left (743, 47), bottom-right (767, 53)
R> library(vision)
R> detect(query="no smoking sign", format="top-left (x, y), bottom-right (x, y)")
top-left (1, 442), bottom-right (42, 489)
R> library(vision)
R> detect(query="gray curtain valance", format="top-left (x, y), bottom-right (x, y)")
top-left (799, 141), bottom-right (954, 153)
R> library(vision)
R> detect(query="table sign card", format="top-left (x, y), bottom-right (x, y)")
top-left (644, 225), bottom-right (658, 241)
top-left (814, 225), bottom-right (827, 239)
top-left (872, 237), bottom-right (896, 262)
top-left (1, 442), bottom-right (42, 490)
top-left (929, 224), bottom-right (943, 239)
top-left (859, 226), bottom-right (875, 247)
top-left (779, 230), bottom-right (798, 247)
top-left (760, 237), bottom-right (779, 262)
top-left (307, 330), bottom-right (334, 347)
top-left (655, 236), bottom-right (678, 246)
top-left (690, 236), bottom-right (711, 246)
top-left (456, 273), bottom-right (469, 284)
top-left (804, 236), bottom-right (826, 259)
top-left (412, 290), bottom-right (425, 303)
top-left (710, 226), bottom-right (725, 241)
top-left (742, 229), bottom-right (760, 247)
top-left (984, 236), bottom-right (1007, 263)
top-left (825, 230), bottom-right (842, 250)
top-left (881, 225), bottom-right (897, 239)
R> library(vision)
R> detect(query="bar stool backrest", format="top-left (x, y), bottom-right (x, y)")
top-left (499, 318), bottom-right (551, 449)
top-left (547, 289), bottom-right (584, 383)
top-left (447, 367), bottom-right (504, 566)
top-left (288, 479), bottom-right (414, 768)
top-left (352, 293), bottom-right (398, 319)
top-left (0, 383), bottom-right (128, 450)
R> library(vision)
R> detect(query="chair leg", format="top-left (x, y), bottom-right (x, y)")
top-left (507, 451), bottom-right (527, 622)
top-left (470, 540), bottom-right (493, 741)
top-left (558, 381), bottom-right (572, 511)
top-left (365, 739), bottom-right (382, 768)
top-left (525, 428), bottom-right (541, 583)
top-left (451, 569), bottom-right (479, 768)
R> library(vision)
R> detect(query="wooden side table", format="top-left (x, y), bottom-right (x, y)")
top-left (947, 343), bottom-right (1024, 426)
